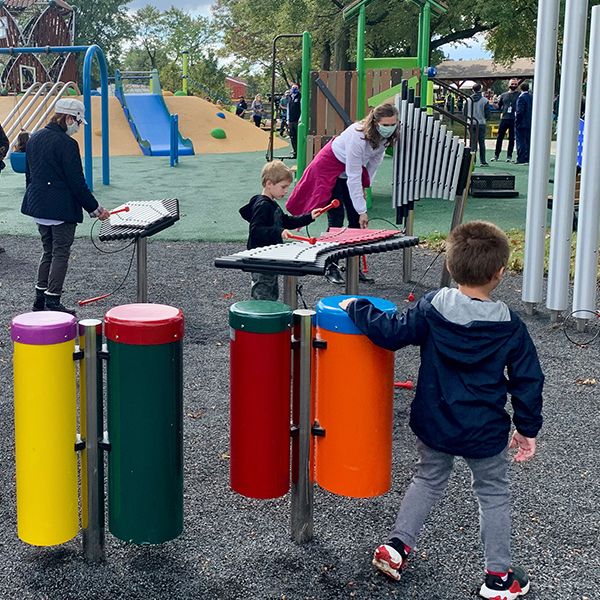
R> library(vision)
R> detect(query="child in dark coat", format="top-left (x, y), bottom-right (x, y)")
top-left (239, 160), bottom-right (319, 300)
top-left (340, 221), bottom-right (544, 600)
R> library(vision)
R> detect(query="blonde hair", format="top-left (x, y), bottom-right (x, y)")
top-left (261, 160), bottom-right (293, 187)
top-left (357, 102), bottom-right (399, 149)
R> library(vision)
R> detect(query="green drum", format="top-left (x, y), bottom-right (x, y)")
top-left (105, 304), bottom-right (184, 544)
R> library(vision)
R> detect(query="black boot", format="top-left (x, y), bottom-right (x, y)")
top-left (359, 269), bottom-right (374, 283)
top-left (33, 287), bottom-right (46, 311)
top-left (325, 263), bottom-right (345, 285)
top-left (45, 294), bottom-right (77, 316)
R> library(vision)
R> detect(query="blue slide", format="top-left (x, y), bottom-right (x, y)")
top-left (119, 93), bottom-right (194, 157)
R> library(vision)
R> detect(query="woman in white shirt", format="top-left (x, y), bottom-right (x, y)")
top-left (286, 102), bottom-right (399, 231)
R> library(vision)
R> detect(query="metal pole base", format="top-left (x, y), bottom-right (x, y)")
top-left (283, 275), bottom-right (298, 310)
top-left (345, 256), bottom-right (360, 295)
top-left (290, 309), bottom-right (315, 544)
top-left (523, 302), bottom-right (536, 316)
top-left (550, 309), bottom-right (562, 323)
top-left (136, 237), bottom-right (148, 303)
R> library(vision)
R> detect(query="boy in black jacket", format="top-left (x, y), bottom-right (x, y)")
top-left (240, 160), bottom-right (319, 300)
top-left (340, 221), bottom-right (544, 600)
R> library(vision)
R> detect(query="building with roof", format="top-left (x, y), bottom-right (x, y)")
top-left (435, 58), bottom-right (535, 89)
top-left (0, 0), bottom-right (76, 93)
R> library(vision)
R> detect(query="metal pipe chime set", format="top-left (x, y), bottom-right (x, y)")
top-left (392, 82), bottom-right (473, 282)
top-left (524, 1), bottom-right (600, 326)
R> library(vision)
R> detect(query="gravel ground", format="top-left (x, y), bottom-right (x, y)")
top-left (0, 235), bottom-right (598, 600)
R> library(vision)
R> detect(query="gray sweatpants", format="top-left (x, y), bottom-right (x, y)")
top-left (250, 272), bottom-right (279, 301)
top-left (389, 438), bottom-right (511, 572)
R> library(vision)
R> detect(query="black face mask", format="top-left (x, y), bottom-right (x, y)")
top-left (509, 86), bottom-right (517, 91)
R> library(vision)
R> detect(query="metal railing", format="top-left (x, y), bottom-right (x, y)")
top-left (6, 81), bottom-right (80, 153)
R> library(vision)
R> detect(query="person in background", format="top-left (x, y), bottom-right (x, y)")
top-left (515, 83), bottom-right (533, 165)
top-left (279, 90), bottom-right (290, 136)
top-left (251, 94), bottom-right (264, 128)
top-left (287, 83), bottom-right (301, 158)
top-left (464, 83), bottom-right (491, 166)
top-left (21, 98), bottom-right (110, 314)
top-left (492, 79), bottom-right (520, 162)
top-left (14, 130), bottom-right (30, 153)
top-left (235, 96), bottom-right (248, 118)
top-left (340, 220), bottom-right (543, 600)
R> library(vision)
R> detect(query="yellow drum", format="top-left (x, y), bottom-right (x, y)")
top-left (12, 312), bottom-right (79, 546)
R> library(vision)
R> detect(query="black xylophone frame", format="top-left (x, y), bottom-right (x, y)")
top-left (214, 234), bottom-right (419, 309)
top-left (99, 199), bottom-right (180, 302)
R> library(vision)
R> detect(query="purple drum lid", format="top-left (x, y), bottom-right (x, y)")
top-left (11, 311), bottom-right (78, 345)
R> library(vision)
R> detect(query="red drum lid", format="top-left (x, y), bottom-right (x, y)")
top-left (104, 303), bottom-right (184, 345)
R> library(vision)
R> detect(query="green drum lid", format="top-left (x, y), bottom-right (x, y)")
top-left (229, 300), bottom-right (292, 334)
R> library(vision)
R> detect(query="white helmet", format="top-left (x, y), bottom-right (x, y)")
top-left (55, 98), bottom-right (88, 124)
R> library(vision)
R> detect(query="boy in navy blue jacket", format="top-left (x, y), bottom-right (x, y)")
top-left (340, 221), bottom-right (543, 600)
top-left (239, 160), bottom-right (319, 300)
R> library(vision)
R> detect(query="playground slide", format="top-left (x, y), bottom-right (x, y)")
top-left (121, 93), bottom-right (194, 157)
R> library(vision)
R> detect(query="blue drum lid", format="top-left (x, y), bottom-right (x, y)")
top-left (315, 295), bottom-right (397, 335)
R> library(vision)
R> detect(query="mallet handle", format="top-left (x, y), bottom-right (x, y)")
top-left (78, 293), bottom-right (111, 306)
top-left (313, 198), bottom-right (341, 218)
top-left (110, 206), bottom-right (130, 215)
top-left (287, 233), bottom-right (317, 245)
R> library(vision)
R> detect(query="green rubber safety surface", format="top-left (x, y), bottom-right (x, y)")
top-left (0, 148), bottom-right (554, 243)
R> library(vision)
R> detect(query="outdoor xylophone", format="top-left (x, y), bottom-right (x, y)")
top-left (93, 198), bottom-right (180, 303)
top-left (393, 82), bottom-right (472, 225)
top-left (214, 228), bottom-right (419, 277)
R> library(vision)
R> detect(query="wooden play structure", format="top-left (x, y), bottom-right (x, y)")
top-left (0, 0), bottom-right (76, 93)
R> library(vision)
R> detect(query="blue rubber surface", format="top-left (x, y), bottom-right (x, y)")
top-left (124, 94), bottom-right (194, 157)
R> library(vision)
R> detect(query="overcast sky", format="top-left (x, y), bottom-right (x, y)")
top-left (127, 0), bottom-right (213, 15)
top-left (126, 1), bottom-right (491, 60)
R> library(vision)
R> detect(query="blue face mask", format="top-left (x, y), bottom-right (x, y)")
top-left (291, 87), bottom-right (299, 94)
top-left (377, 123), bottom-right (397, 138)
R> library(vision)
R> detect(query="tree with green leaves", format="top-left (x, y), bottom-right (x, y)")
top-left (69, 0), bottom-right (132, 66)
top-left (210, 0), bottom-right (506, 92)
top-left (123, 6), bottom-right (227, 99)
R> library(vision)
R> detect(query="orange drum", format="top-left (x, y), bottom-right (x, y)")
top-left (313, 295), bottom-right (396, 498)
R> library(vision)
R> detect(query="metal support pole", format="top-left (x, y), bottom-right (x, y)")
top-left (345, 256), bottom-right (360, 295)
top-left (283, 275), bottom-right (298, 310)
top-left (522, 0), bottom-right (559, 309)
top-left (547, 0), bottom-right (589, 318)
top-left (403, 210), bottom-right (415, 282)
top-left (290, 309), bottom-right (315, 544)
top-left (419, 3), bottom-right (432, 96)
top-left (136, 237), bottom-right (148, 303)
top-left (356, 7), bottom-right (366, 120)
top-left (182, 51), bottom-right (189, 95)
top-left (296, 31), bottom-right (312, 178)
top-left (80, 319), bottom-right (105, 563)
top-left (573, 6), bottom-right (600, 319)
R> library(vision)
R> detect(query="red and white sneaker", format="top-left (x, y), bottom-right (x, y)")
top-left (372, 543), bottom-right (406, 581)
top-left (479, 566), bottom-right (530, 599)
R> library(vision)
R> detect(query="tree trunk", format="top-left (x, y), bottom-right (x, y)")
top-left (334, 22), bottom-right (350, 70)
top-left (321, 40), bottom-right (332, 71)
